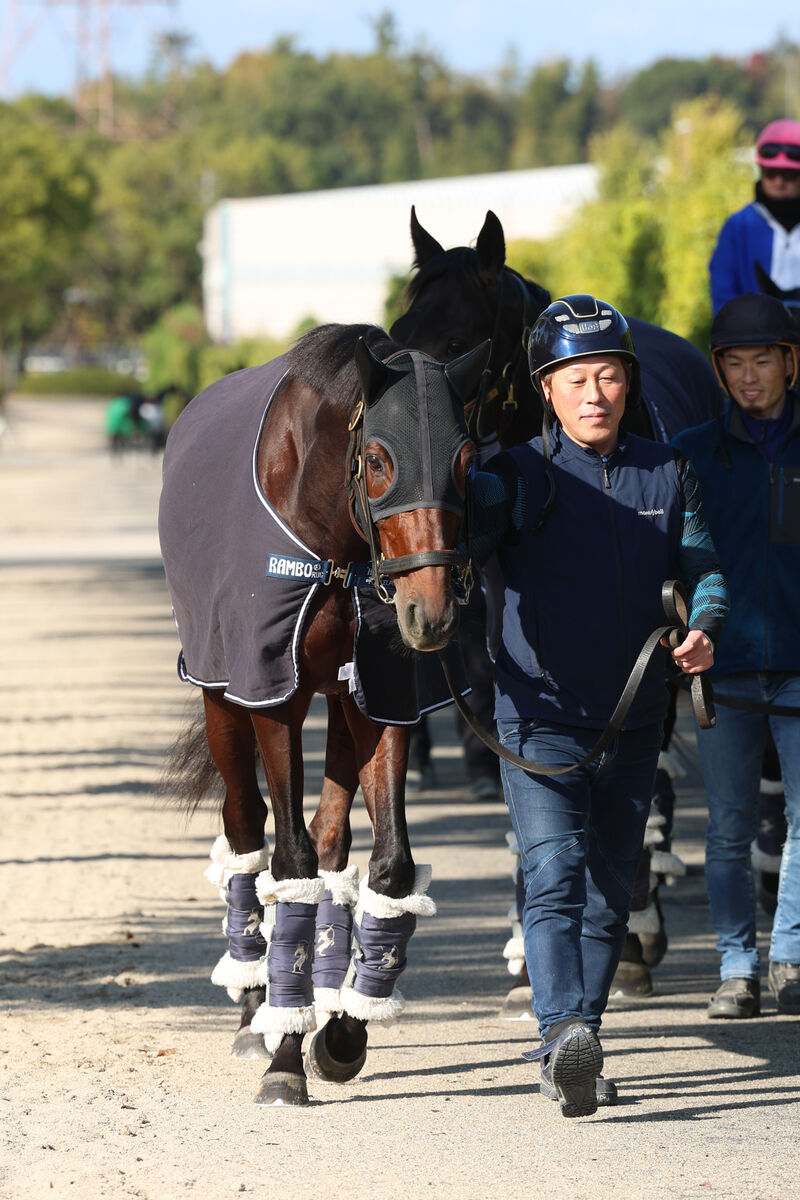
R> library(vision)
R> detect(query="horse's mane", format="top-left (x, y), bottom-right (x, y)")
top-left (286, 323), bottom-right (401, 410)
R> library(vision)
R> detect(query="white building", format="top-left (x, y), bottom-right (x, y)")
top-left (202, 163), bottom-right (597, 342)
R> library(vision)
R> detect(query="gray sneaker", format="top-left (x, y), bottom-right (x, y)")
top-left (523, 1020), bottom-right (604, 1118)
top-left (707, 977), bottom-right (760, 1019)
top-left (768, 962), bottom-right (800, 1014)
top-left (540, 1068), bottom-right (618, 1106)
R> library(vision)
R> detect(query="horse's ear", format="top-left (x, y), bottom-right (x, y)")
top-left (410, 206), bottom-right (445, 268)
top-left (355, 337), bottom-right (392, 406)
top-left (476, 210), bottom-right (506, 287)
top-left (445, 340), bottom-right (492, 405)
top-left (754, 260), bottom-right (782, 298)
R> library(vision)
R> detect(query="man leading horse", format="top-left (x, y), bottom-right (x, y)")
top-left (468, 295), bottom-right (728, 1117)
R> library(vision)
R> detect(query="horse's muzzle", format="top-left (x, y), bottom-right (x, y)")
top-left (396, 593), bottom-right (460, 652)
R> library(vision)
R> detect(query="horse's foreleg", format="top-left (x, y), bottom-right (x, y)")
top-left (201, 690), bottom-right (271, 1058)
top-left (249, 695), bottom-right (321, 1105)
top-left (304, 697), bottom-right (368, 1082)
top-left (340, 707), bottom-right (436, 1024)
top-left (308, 696), bottom-right (360, 1017)
top-left (346, 710), bottom-right (415, 897)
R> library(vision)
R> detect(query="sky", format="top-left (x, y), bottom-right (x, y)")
top-left (1, 0), bottom-right (798, 100)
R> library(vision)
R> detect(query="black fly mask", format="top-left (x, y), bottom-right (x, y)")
top-left (347, 338), bottom-right (490, 603)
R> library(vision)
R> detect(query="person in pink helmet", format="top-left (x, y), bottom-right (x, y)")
top-left (709, 119), bottom-right (800, 313)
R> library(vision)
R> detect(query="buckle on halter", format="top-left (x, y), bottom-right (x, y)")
top-left (454, 560), bottom-right (474, 605)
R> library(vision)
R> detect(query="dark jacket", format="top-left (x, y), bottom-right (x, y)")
top-left (672, 394), bottom-right (800, 676)
top-left (472, 427), bottom-right (728, 730)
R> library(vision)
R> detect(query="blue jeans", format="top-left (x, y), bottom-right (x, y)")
top-left (696, 672), bottom-right (800, 979)
top-left (497, 718), bottom-right (663, 1039)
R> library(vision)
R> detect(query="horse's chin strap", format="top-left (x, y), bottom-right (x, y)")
top-left (344, 400), bottom-right (475, 607)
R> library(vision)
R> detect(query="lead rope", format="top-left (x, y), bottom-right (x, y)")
top-left (437, 580), bottom-right (716, 778)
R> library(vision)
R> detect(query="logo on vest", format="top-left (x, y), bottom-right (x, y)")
top-left (638, 508), bottom-right (665, 517)
top-left (266, 554), bottom-right (329, 583)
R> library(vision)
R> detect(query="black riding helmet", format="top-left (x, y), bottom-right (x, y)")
top-left (710, 292), bottom-right (800, 396)
top-left (528, 294), bottom-right (642, 408)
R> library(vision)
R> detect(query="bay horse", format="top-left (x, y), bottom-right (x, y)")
top-left (389, 207), bottom-right (720, 1013)
top-left (158, 323), bottom-right (488, 1105)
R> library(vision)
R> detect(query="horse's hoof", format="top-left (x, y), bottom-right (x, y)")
top-left (254, 1071), bottom-right (310, 1107)
top-left (231, 1027), bottom-right (270, 1060)
top-left (498, 984), bottom-right (535, 1021)
top-left (305, 1025), bottom-right (367, 1083)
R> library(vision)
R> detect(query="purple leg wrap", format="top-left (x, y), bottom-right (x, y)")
top-left (225, 872), bottom-right (267, 963)
top-left (313, 890), bottom-right (354, 991)
top-left (266, 902), bottom-right (316, 1008)
top-left (352, 910), bottom-right (417, 999)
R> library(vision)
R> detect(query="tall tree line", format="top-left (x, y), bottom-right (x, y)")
top-left (2, 22), bottom-right (799, 365)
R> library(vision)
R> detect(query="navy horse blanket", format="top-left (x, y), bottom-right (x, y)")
top-left (158, 356), bottom-right (464, 724)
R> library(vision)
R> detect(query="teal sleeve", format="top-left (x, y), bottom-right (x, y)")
top-left (675, 452), bottom-right (729, 646)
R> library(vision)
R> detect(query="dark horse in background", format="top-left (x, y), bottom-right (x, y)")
top-left (159, 323), bottom-right (487, 1105)
top-left (390, 207), bottom-right (721, 1011)
top-left (391, 207), bottom-right (717, 447)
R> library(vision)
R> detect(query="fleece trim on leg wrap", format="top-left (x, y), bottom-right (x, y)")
top-left (248, 872), bottom-right (324, 1054)
top-left (313, 867), bottom-right (359, 1015)
top-left (204, 838), bottom-right (270, 1002)
top-left (651, 849), bottom-right (686, 878)
top-left (211, 870), bottom-right (268, 1001)
top-left (341, 865), bottom-right (435, 1021)
top-left (628, 901), bottom-right (662, 935)
top-left (503, 911), bottom-right (526, 976)
top-left (204, 835), bottom-right (271, 900)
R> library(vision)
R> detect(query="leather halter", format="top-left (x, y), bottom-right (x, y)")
top-left (469, 270), bottom-right (539, 446)
top-left (344, 396), bottom-right (474, 607)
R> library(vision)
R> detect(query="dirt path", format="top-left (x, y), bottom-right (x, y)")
top-left (1, 398), bottom-right (797, 1200)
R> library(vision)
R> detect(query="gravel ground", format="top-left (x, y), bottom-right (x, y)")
top-left (1, 397), bottom-right (797, 1200)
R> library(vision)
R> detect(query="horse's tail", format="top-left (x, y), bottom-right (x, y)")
top-left (157, 705), bottom-right (224, 816)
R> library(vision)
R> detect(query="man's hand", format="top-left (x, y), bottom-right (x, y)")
top-left (661, 629), bottom-right (714, 675)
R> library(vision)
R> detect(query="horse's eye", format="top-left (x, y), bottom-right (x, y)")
top-left (446, 339), bottom-right (467, 357)
top-left (366, 453), bottom-right (383, 473)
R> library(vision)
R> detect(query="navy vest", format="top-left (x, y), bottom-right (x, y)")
top-left (493, 430), bottom-right (682, 730)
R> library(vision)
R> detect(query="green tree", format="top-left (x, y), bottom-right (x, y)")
top-left (655, 98), bottom-right (752, 346)
top-left (620, 57), bottom-right (753, 138)
top-left (142, 302), bottom-right (208, 399)
top-left (511, 59), bottom-right (604, 167)
top-left (507, 98), bottom-right (753, 349)
top-left (77, 136), bottom-right (203, 339)
top-left (0, 104), bottom-right (94, 385)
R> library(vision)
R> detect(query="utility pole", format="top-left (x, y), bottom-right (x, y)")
top-left (1, 0), bottom-right (178, 135)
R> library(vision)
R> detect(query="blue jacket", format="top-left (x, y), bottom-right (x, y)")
top-left (472, 428), bottom-right (728, 730)
top-left (672, 394), bottom-right (800, 676)
top-left (709, 201), bottom-right (800, 313)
